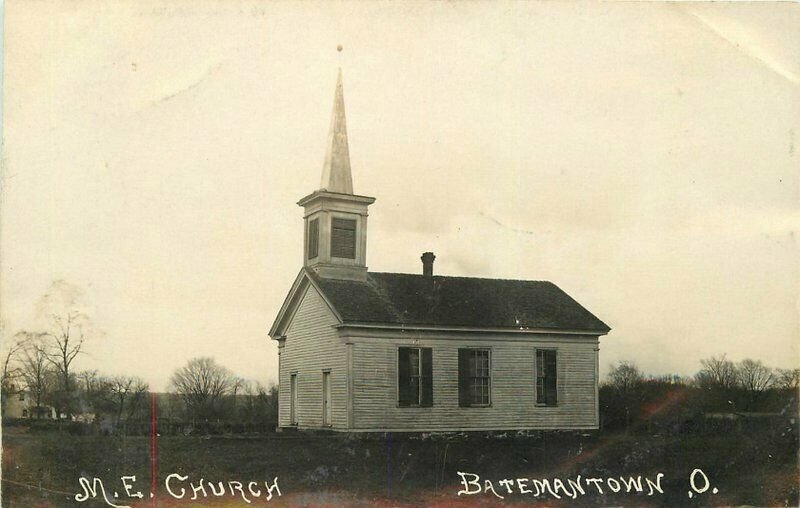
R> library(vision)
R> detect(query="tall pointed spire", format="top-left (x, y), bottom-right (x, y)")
top-left (320, 68), bottom-right (354, 194)
top-left (298, 54), bottom-right (375, 282)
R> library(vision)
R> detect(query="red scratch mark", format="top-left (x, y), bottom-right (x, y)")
top-left (642, 388), bottom-right (688, 418)
top-left (150, 392), bottom-right (157, 507)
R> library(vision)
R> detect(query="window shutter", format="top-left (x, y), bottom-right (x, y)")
top-left (421, 348), bottom-right (433, 407)
top-left (331, 218), bottom-right (357, 259)
top-left (398, 348), bottom-right (411, 407)
top-left (307, 219), bottom-right (319, 259)
top-left (458, 349), bottom-right (470, 407)
top-left (545, 351), bottom-right (558, 406)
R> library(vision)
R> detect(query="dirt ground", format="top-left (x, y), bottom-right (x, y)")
top-left (2, 425), bottom-right (797, 507)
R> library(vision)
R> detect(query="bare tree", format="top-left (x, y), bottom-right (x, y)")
top-left (737, 359), bottom-right (774, 408)
top-left (170, 357), bottom-right (236, 421)
top-left (230, 376), bottom-right (247, 415)
top-left (75, 370), bottom-right (111, 418)
top-left (239, 380), bottom-right (256, 420)
top-left (1, 331), bottom-right (31, 414)
top-left (737, 359), bottom-right (774, 391)
top-left (262, 383), bottom-right (279, 427)
top-left (124, 379), bottom-right (149, 421)
top-left (236, 379), bottom-right (277, 424)
top-left (607, 361), bottom-right (644, 392)
top-left (77, 370), bottom-right (101, 394)
top-left (19, 337), bottom-right (53, 418)
top-left (43, 310), bottom-right (86, 394)
top-left (775, 368), bottom-right (800, 391)
top-left (35, 281), bottom-right (93, 417)
top-left (696, 354), bottom-right (739, 391)
top-left (606, 361), bottom-right (645, 429)
top-left (107, 375), bottom-right (149, 425)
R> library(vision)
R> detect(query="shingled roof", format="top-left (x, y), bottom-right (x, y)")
top-left (311, 271), bottom-right (610, 333)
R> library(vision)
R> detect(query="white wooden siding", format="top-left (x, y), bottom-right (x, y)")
top-left (350, 337), bottom-right (598, 431)
top-left (278, 285), bottom-right (347, 429)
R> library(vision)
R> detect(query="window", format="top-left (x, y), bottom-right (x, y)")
top-left (536, 350), bottom-right (558, 406)
top-left (458, 349), bottom-right (491, 407)
top-left (18, 392), bottom-right (25, 401)
top-left (307, 219), bottom-right (319, 259)
top-left (398, 347), bottom-right (432, 407)
top-left (330, 218), bottom-right (357, 259)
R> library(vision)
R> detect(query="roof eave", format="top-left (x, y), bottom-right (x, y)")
top-left (335, 321), bottom-right (610, 336)
top-left (297, 190), bottom-right (376, 207)
top-left (268, 269), bottom-right (308, 339)
top-left (269, 268), bottom-right (345, 340)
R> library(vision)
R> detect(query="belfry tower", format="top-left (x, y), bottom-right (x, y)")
top-left (297, 69), bottom-right (375, 281)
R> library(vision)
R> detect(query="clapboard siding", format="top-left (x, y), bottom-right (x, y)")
top-left (351, 337), bottom-right (598, 431)
top-left (278, 285), bottom-right (347, 429)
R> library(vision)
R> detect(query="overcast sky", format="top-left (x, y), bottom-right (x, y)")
top-left (2, 1), bottom-right (798, 391)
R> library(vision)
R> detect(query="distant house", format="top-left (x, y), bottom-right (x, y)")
top-left (269, 70), bottom-right (611, 432)
top-left (4, 391), bottom-right (57, 420)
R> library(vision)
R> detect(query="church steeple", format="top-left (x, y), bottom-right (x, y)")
top-left (297, 65), bottom-right (375, 281)
top-left (320, 69), bottom-right (353, 194)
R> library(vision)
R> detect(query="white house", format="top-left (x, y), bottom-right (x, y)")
top-left (3, 391), bottom-right (57, 419)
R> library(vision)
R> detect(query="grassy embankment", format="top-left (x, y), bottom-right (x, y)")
top-left (2, 424), bottom-right (797, 507)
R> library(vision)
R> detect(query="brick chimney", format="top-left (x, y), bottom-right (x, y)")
top-left (421, 252), bottom-right (436, 277)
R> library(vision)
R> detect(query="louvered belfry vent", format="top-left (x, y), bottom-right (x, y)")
top-left (331, 218), bottom-right (357, 259)
top-left (308, 218), bottom-right (319, 259)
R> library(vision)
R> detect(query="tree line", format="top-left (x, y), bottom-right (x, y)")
top-left (601, 356), bottom-right (799, 431)
top-left (2, 340), bottom-right (277, 430)
top-left (1, 281), bottom-right (277, 431)
top-left (167, 356), bottom-right (278, 425)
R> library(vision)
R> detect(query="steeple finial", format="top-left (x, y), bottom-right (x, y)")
top-left (320, 64), bottom-right (353, 194)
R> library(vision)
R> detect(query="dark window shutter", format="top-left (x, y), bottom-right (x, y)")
top-left (421, 348), bottom-right (433, 407)
top-left (458, 349), bottom-right (470, 407)
top-left (535, 350), bottom-right (544, 404)
top-left (398, 348), bottom-right (411, 407)
top-left (307, 219), bottom-right (319, 259)
top-left (545, 351), bottom-right (558, 406)
top-left (331, 218), bottom-right (357, 259)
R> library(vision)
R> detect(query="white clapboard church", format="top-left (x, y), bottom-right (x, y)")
top-left (269, 70), bottom-right (611, 432)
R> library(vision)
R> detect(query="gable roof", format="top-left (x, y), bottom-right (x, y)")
top-left (303, 270), bottom-right (610, 334)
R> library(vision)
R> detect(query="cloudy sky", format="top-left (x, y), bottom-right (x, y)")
top-left (2, 1), bottom-right (798, 391)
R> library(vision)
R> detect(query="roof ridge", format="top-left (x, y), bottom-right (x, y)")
top-left (367, 271), bottom-right (554, 284)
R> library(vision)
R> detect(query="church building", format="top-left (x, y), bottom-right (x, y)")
top-left (269, 70), bottom-right (611, 432)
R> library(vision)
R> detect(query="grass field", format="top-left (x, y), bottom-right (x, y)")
top-left (2, 424), bottom-right (798, 507)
